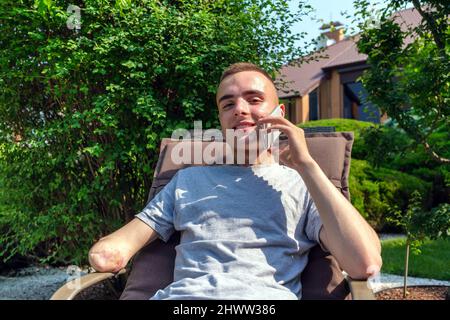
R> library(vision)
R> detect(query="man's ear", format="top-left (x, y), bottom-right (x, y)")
top-left (279, 104), bottom-right (286, 118)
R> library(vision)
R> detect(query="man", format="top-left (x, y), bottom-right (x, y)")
top-left (89, 62), bottom-right (382, 299)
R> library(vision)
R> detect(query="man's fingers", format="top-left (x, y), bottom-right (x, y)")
top-left (257, 116), bottom-right (291, 126)
top-left (265, 124), bottom-right (292, 133)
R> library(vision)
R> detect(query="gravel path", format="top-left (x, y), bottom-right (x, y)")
top-left (379, 233), bottom-right (406, 241)
top-left (0, 266), bottom-right (87, 300)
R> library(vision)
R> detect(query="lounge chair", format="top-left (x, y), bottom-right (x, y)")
top-left (51, 131), bottom-right (375, 300)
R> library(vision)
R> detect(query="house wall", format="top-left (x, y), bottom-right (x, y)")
top-left (285, 65), bottom-right (389, 124)
top-left (318, 70), bottom-right (342, 119)
top-left (319, 76), bottom-right (331, 119)
top-left (330, 69), bottom-right (342, 118)
top-left (292, 95), bottom-right (310, 124)
top-left (300, 95), bottom-right (310, 123)
top-left (293, 97), bottom-right (300, 124)
top-left (280, 98), bottom-right (300, 124)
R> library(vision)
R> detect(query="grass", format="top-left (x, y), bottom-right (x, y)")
top-left (381, 237), bottom-right (450, 281)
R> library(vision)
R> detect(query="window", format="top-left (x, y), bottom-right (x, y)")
top-left (309, 89), bottom-right (319, 121)
top-left (344, 82), bottom-right (380, 123)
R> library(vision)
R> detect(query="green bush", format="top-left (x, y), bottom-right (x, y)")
top-left (0, 0), bottom-right (311, 265)
top-left (356, 125), bottom-right (412, 168)
top-left (299, 118), bottom-right (375, 140)
top-left (390, 126), bottom-right (450, 174)
top-left (301, 119), bottom-right (448, 210)
top-left (299, 119), bottom-right (435, 230)
top-left (299, 118), bottom-right (376, 159)
top-left (349, 159), bottom-right (432, 231)
top-left (387, 124), bottom-right (449, 207)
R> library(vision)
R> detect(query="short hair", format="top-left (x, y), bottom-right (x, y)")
top-left (219, 62), bottom-right (274, 85)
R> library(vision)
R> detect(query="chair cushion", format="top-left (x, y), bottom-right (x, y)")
top-left (120, 234), bottom-right (179, 300)
top-left (301, 245), bottom-right (351, 300)
top-left (120, 132), bottom-right (353, 300)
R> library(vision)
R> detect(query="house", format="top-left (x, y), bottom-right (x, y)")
top-left (276, 7), bottom-right (422, 124)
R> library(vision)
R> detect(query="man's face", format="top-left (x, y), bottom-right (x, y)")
top-left (216, 71), bottom-right (283, 139)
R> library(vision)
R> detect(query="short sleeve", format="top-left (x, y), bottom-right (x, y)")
top-left (135, 173), bottom-right (179, 242)
top-left (303, 191), bottom-right (328, 253)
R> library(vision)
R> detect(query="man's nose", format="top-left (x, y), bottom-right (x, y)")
top-left (234, 99), bottom-right (250, 115)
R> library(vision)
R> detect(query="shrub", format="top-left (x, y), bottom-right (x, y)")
top-left (300, 119), bottom-right (448, 211)
top-left (299, 118), bottom-right (376, 159)
top-left (356, 125), bottom-right (412, 168)
top-left (388, 124), bottom-right (449, 207)
top-left (0, 0), bottom-right (312, 265)
top-left (299, 118), bottom-right (375, 140)
top-left (349, 159), bottom-right (432, 231)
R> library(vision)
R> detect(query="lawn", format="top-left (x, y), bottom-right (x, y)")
top-left (381, 238), bottom-right (450, 281)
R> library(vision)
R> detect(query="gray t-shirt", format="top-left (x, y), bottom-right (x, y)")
top-left (136, 163), bottom-right (324, 300)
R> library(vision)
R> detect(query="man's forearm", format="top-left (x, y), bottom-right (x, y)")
top-left (89, 218), bottom-right (157, 272)
top-left (296, 159), bottom-right (382, 279)
top-left (104, 218), bottom-right (158, 255)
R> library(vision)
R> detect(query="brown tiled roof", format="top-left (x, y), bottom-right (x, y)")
top-left (321, 35), bottom-right (366, 69)
top-left (277, 6), bottom-right (423, 98)
top-left (393, 6), bottom-right (424, 45)
top-left (277, 39), bottom-right (363, 98)
top-left (394, 5), bottom-right (423, 31)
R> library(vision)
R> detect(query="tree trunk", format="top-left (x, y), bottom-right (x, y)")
top-left (403, 242), bottom-right (410, 298)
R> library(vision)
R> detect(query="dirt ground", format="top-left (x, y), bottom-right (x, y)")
top-left (375, 286), bottom-right (449, 300)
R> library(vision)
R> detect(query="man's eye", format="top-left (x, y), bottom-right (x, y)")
top-left (250, 98), bottom-right (262, 104)
top-left (223, 104), bottom-right (233, 109)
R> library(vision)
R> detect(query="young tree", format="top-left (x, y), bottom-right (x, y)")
top-left (0, 0), bottom-right (313, 264)
top-left (388, 191), bottom-right (449, 298)
top-left (354, 0), bottom-right (449, 164)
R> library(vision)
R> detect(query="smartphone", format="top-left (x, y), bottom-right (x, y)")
top-left (262, 105), bottom-right (283, 149)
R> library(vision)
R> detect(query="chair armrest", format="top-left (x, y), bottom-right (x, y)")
top-left (346, 278), bottom-right (376, 300)
top-left (50, 269), bottom-right (127, 300)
